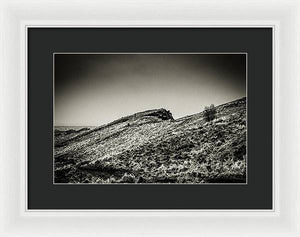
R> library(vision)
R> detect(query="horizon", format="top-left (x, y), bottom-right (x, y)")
top-left (54, 96), bottom-right (246, 127)
top-left (55, 54), bottom-right (246, 126)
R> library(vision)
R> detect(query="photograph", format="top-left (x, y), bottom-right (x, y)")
top-left (54, 53), bottom-right (247, 184)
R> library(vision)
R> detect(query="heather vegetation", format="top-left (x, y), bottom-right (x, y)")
top-left (54, 97), bottom-right (247, 184)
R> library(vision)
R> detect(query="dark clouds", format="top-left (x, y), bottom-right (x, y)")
top-left (55, 54), bottom-right (246, 126)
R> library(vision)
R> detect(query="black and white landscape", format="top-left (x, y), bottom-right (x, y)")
top-left (54, 54), bottom-right (247, 184)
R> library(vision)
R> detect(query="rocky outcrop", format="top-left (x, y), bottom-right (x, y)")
top-left (145, 109), bottom-right (174, 121)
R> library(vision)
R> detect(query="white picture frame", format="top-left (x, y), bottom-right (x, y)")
top-left (0, 0), bottom-right (299, 236)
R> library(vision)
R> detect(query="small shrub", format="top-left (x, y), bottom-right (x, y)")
top-left (157, 164), bottom-right (167, 175)
top-left (119, 173), bottom-right (136, 183)
top-left (204, 104), bottom-right (217, 122)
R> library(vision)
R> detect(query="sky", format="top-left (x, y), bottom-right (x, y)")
top-left (55, 54), bottom-right (246, 126)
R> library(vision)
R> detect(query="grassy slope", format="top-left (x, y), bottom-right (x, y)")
top-left (55, 97), bottom-right (246, 183)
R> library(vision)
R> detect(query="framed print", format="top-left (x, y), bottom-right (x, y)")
top-left (1, 0), bottom-right (300, 236)
top-left (27, 27), bottom-right (271, 209)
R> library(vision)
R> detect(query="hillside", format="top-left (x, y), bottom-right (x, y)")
top-left (54, 97), bottom-right (247, 184)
